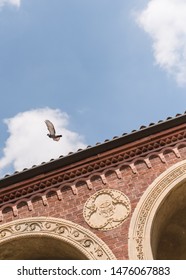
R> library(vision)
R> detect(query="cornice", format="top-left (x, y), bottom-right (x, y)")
top-left (1, 113), bottom-right (186, 186)
top-left (0, 124), bottom-right (186, 215)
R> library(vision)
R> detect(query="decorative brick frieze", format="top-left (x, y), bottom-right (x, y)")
top-left (0, 138), bottom-right (186, 210)
top-left (0, 141), bottom-right (185, 223)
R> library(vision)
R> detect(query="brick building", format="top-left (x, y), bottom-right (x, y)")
top-left (0, 113), bottom-right (186, 260)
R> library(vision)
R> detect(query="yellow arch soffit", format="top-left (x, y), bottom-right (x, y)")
top-left (0, 216), bottom-right (116, 260)
top-left (128, 160), bottom-right (186, 260)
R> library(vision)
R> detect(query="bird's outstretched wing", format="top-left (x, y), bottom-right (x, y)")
top-left (45, 120), bottom-right (62, 141)
top-left (45, 120), bottom-right (56, 136)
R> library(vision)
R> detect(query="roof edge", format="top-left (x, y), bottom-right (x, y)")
top-left (1, 113), bottom-right (186, 187)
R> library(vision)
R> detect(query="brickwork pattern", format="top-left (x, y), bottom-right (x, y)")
top-left (1, 123), bottom-right (186, 259)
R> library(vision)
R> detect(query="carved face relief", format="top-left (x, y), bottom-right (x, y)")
top-left (83, 189), bottom-right (131, 230)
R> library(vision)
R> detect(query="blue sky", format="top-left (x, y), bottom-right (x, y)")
top-left (0, 0), bottom-right (186, 176)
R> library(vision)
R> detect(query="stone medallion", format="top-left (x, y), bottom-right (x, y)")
top-left (83, 189), bottom-right (131, 231)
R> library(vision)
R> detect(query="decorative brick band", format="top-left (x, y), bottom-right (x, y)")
top-left (0, 140), bottom-right (186, 210)
top-left (0, 139), bottom-right (186, 222)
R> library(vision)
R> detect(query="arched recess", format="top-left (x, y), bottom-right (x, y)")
top-left (0, 217), bottom-right (116, 260)
top-left (128, 160), bottom-right (186, 260)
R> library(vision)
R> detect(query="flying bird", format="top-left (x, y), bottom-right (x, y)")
top-left (45, 120), bottom-right (62, 141)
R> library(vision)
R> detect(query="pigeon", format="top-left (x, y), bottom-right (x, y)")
top-left (45, 120), bottom-right (62, 141)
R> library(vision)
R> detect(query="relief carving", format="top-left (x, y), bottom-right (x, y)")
top-left (0, 217), bottom-right (116, 260)
top-left (128, 160), bottom-right (186, 259)
top-left (83, 189), bottom-right (131, 230)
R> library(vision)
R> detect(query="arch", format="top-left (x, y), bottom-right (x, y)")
top-left (74, 179), bottom-right (87, 189)
top-left (16, 199), bottom-right (29, 208)
top-left (104, 169), bottom-right (118, 181)
top-left (104, 168), bottom-right (116, 176)
top-left (177, 142), bottom-right (186, 149)
top-left (1, 204), bottom-right (14, 213)
top-left (0, 216), bottom-right (116, 260)
top-left (128, 160), bottom-right (186, 259)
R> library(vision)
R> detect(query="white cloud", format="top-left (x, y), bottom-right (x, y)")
top-left (0, 0), bottom-right (21, 8)
top-left (136, 0), bottom-right (186, 86)
top-left (0, 108), bottom-right (87, 176)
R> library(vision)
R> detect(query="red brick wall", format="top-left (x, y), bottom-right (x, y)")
top-left (1, 143), bottom-right (186, 259)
